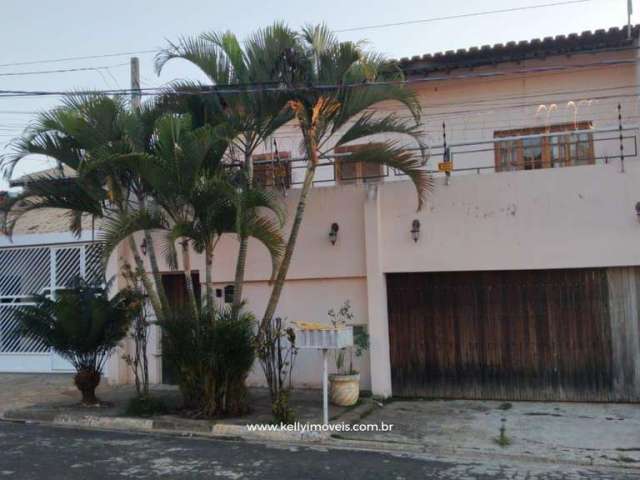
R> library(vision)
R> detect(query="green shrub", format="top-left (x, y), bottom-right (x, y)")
top-left (125, 395), bottom-right (168, 417)
top-left (160, 307), bottom-right (255, 418)
top-left (17, 279), bottom-right (135, 405)
top-left (256, 317), bottom-right (298, 424)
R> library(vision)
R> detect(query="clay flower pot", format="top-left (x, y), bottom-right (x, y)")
top-left (329, 373), bottom-right (360, 406)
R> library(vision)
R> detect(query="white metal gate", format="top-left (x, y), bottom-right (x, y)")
top-left (0, 241), bottom-right (104, 372)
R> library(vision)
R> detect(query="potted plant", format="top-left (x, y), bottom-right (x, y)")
top-left (328, 301), bottom-right (370, 406)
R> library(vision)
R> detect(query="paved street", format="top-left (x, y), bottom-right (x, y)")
top-left (0, 422), bottom-right (638, 480)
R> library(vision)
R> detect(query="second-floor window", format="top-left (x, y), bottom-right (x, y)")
top-left (334, 145), bottom-right (384, 184)
top-left (252, 152), bottom-right (291, 188)
top-left (494, 122), bottom-right (594, 172)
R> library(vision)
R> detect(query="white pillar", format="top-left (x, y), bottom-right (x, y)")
top-left (364, 183), bottom-right (392, 398)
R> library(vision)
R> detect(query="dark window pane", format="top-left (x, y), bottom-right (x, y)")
top-left (338, 160), bottom-right (358, 181)
top-left (224, 285), bottom-right (234, 304)
top-left (522, 138), bottom-right (543, 170)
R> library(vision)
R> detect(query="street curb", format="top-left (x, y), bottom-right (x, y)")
top-left (1, 410), bottom-right (329, 444)
top-left (3, 408), bottom-right (638, 472)
top-left (55, 414), bottom-right (154, 431)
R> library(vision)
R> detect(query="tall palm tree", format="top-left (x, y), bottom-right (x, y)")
top-left (260, 24), bottom-right (433, 330)
top-left (0, 95), bottom-right (172, 322)
top-left (101, 113), bottom-right (285, 315)
top-left (155, 23), bottom-right (296, 318)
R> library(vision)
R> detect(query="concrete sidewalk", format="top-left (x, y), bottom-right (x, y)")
top-left (0, 373), bottom-right (358, 442)
top-left (2, 374), bottom-right (639, 470)
top-left (339, 399), bottom-right (640, 469)
top-left (0, 373), bottom-right (119, 415)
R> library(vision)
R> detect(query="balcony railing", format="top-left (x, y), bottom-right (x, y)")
top-left (247, 125), bottom-right (639, 188)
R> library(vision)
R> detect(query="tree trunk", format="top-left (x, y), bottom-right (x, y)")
top-left (74, 368), bottom-right (101, 406)
top-left (137, 193), bottom-right (171, 318)
top-left (232, 151), bottom-right (253, 319)
top-left (261, 163), bottom-right (316, 328)
top-left (181, 240), bottom-right (199, 316)
top-left (128, 236), bottom-right (165, 324)
top-left (231, 234), bottom-right (248, 318)
top-left (204, 243), bottom-right (215, 313)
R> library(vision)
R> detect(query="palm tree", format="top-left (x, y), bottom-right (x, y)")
top-left (155, 23), bottom-right (296, 318)
top-left (260, 24), bottom-right (432, 330)
top-left (101, 113), bottom-right (285, 315)
top-left (0, 95), bottom-right (172, 323)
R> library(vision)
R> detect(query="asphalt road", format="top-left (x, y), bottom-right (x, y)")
top-left (0, 422), bottom-right (638, 479)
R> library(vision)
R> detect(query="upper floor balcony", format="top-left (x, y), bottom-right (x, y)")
top-left (248, 120), bottom-right (639, 190)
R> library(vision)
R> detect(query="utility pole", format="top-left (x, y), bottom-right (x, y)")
top-left (628, 0), bottom-right (633, 40)
top-left (130, 57), bottom-right (141, 110)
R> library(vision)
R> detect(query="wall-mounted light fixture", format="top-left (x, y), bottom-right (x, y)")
top-left (329, 222), bottom-right (339, 245)
top-left (140, 238), bottom-right (148, 256)
top-left (411, 219), bottom-right (421, 243)
top-left (635, 202), bottom-right (640, 221)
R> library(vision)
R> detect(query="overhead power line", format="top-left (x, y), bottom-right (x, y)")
top-left (0, 0), bottom-right (603, 71)
top-left (0, 91), bottom-right (637, 140)
top-left (0, 50), bottom-right (156, 69)
top-left (0, 57), bottom-right (632, 99)
top-left (0, 63), bottom-right (129, 77)
top-left (335, 0), bottom-right (596, 32)
top-left (0, 82), bottom-right (638, 117)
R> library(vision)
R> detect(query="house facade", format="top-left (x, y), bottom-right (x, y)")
top-left (3, 26), bottom-right (640, 401)
top-left (0, 207), bottom-right (107, 373)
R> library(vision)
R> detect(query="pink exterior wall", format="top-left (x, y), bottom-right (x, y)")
top-left (107, 47), bottom-right (640, 395)
top-left (381, 163), bottom-right (640, 273)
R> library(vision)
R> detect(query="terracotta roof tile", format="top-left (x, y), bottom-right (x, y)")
top-left (397, 25), bottom-right (639, 77)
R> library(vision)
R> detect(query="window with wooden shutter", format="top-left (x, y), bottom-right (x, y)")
top-left (494, 122), bottom-right (594, 172)
top-left (252, 152), bottom-right (291, 188)
top-left (334, 144), bottom-right (384, 184)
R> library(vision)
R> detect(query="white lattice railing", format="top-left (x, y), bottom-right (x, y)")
top-left (0, 242), bottom-right (104, 354)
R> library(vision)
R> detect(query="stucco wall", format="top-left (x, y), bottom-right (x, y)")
top-left (260, 49), bottom-right (638, 185)
top-left (381, 162), bottom-right (640, 273)
top-left (235, 277), bottom-right (370, 390)
top-left (105, 47), bottom-right (640, 391)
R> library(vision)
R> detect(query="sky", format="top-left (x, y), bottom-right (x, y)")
top-left (0, 0), bottom-right (632, 188)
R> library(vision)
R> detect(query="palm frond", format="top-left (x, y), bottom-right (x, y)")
top-left (331, 84), bottom-right (421, 135)
top-left (245, 22), bottom-right (304, 83)
top-left (245, 215), bottom-right (285, 280)
top-left (344, 142), bottom-right (432, 210)
top-left (155, 35), bottom-right (233, 84)
top-left (334, 112), bottom-right (426, 158)
top-left (159, 230), bottom-right (180, 272)
top-left (242, 187), bottom-right (286, 227)
top-left (1, 131), bottom-right (81, 181)
top-left (99, 208), bottom-right (168, 258)
top-left (0, 175), bottom-right (104, 237)
top-left (301, 23), bottom-right (338, 56)
top-left (201, 31), bottom-right (249, 83)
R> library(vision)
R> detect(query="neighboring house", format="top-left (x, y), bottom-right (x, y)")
top-left (4, 26), bottom-right (640, 402)
top-left (0, 171), bottom-right (107, 374)
top-left (0, 211), bottom-right (105, 373)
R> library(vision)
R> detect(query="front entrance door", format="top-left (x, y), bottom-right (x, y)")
top-left (160, 271), bottom-right (200, 384)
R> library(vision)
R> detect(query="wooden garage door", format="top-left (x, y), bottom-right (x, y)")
top-left (387, 269), bottom-right (616, 401)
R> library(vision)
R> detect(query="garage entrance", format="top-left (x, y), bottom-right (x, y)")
top-left (386, 269), bottom-right (637, 401)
